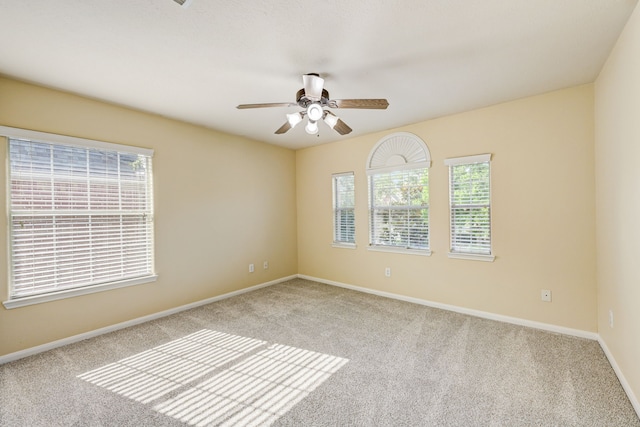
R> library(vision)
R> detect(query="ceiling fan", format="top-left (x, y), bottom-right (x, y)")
top-left (236, 73), bottom-right (389, 136)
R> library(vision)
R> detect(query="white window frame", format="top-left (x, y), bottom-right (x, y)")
top-left (2, 126), bottom-right (157, 309)
top-left (332, 172), bottom-right (356, 249)
top-left (444, 153), bottom-right (495, 262)
top-left (367, 132), bottom-right (431, 256)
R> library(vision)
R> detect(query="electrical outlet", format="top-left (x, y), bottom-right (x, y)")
top-left (609, 309), bottom-right (614, 328)
top-left (541, 289), bottom-right (552, 302)
top-left (249, 263), bottom-right (254, 273)
top-left (263, 261), bottom-right (268, 269)
top-left (385, 267), bottom-right (391, 277)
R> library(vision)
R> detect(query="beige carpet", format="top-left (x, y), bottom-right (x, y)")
top-left (1, 278), bottom-right (638, 426)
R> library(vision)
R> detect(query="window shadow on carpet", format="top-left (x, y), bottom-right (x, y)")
top-left (77, 329), bottom-right (348, 426)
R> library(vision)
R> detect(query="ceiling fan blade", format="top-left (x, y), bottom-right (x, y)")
top-left (331, 99), bottom-right (389, 109)
top-left (324, 111), bottom-right (353, 135)
top-left (236, 102), bottom-right (295, 109)
top-left (274, 121), bottom-right (292, 134)
top-left (302, 74), bottom-right (324, 101)
top-left (333, 119), bottom-right (352, 135)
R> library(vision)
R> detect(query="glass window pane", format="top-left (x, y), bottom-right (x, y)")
top-left (449, 160), bottom-right (491, 255)
top-left (369, 168), bottom-right (429, 250)
top-left (8, 138), bottom-right (154, 299)
top-left (333, 173), bottom-right (355, 244)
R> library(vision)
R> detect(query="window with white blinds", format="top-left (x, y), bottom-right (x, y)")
top-left (369, 168), bottom-right (429, 250)
top-left (366, 132), bottom-right (431, 255)
top-left (333, 172), bottom-right (355, 246)
top-left (445, 154), bottom-right (493, 260)
top-left (7, 134), bottom-right (155, 302)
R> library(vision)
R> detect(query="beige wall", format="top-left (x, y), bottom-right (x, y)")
top-left (0, 77), bottom-right (298, 356)
top-left (595, 3), bottom-right (640, 408)
top-left (0, 78), bottom-right (600, 358)
top-left (297, 85), bottom-right (596, 332)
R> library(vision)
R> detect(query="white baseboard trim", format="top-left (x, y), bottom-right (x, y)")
top-left (598, 336), bottom-right (640, 418)
top-left (0, 275), bottom-right (296, 365)
top-left (298, 274), bottom-right (598, 340)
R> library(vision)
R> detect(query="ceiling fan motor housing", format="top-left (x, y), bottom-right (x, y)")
top-left (296, 89), bottom-right (330, 108)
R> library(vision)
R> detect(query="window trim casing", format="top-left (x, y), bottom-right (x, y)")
top-left (3, 275), bottom-right (158, 309)
top-left (0, 126), bottom-right (153, 157)
top-left (332, 171), bottom-right (356, 249)
top-left (444, 153), bottom-right (495, 262)
top-left (367, 132), bottom-right (432, 255)
top-left (2, 126), bottom-right (157, 309)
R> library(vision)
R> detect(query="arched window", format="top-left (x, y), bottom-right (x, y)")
top-left (366, 132), bottom-right (431, 254)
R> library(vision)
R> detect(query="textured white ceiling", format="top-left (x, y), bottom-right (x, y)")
top-left (0, 0), bottom-right (637, 149)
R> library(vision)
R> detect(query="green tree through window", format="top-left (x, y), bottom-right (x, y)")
top-left (333, 173), bottom-right (355, 244)
top-left (366, 132), bottom-right (431, 254)
top-left (446, 154), bottom-right (492, 256)
top-left (370, 168), bottom-right (429, 249)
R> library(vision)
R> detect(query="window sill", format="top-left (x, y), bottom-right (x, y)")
top-left (3, 275), bottom-right (158, 309)
top-left (332, 242), bottom-right (357, 249)
top-left (448, 252), bottom-right (495, 262)
top-left (368, 245), bottom-right (431, 256)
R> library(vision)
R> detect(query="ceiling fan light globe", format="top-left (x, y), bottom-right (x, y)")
top-left (305, 121), bottom-right (319, 135)
top-left (306, 104), bottom-right (324, 121)
top-left (286, 112), bottom-right (303, 128)
top-left (323, 113), bottom-right (339, 129)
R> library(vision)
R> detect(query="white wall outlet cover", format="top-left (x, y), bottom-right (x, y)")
top-left (609, 309), bottom-right (614, 328)
top-left (541, 290), bottom-right (552, 302)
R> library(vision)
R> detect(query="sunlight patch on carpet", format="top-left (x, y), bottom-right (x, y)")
top-left (77, 330), bottom-right (266, 403)
top-left (77, 330), bottom-right (348, 426)
top-left (154, 343), bottom-right (349, 426)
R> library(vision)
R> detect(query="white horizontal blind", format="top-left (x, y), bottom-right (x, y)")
top-left (369, 168), bottom-right (429, 249)
top-left (448, 160), bottom-right (491, 255)
top-left (8, 137), bottom-right (154, 299)
top-left (333, 173), bottom-right (355, 244)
